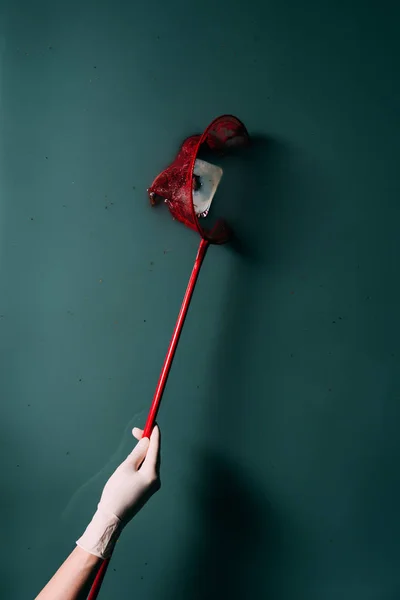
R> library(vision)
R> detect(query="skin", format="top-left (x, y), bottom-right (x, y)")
top-left (35, 546), bottom-right (102, 600)
top-left (35, 427), bottom-right (159, 600)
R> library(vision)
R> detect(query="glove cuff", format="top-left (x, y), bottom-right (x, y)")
top-left (76, 504), bottom-right (122, 559)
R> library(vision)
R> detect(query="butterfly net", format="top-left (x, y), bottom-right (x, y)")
top-left (148, 115), bottom-right (249, 244)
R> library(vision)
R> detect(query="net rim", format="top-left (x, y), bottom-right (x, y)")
top-left (186, 114), bottom-right (250, 244)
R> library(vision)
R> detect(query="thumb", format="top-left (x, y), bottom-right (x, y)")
top-left (127, 437), bottom-right (150, 470)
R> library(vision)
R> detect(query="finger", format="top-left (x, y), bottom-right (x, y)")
top-left (127, 437), bottom-right (150, 470)
top-left (132, 427), bottom-right (143, 441)
top-left (141, 425), bottom-right (160, 477)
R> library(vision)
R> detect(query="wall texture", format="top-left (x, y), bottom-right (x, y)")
top-left (1, 1), bottom-right (399, 598)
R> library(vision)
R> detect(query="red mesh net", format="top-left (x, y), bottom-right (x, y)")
top-left (148, 115), bottom-right (249, 243)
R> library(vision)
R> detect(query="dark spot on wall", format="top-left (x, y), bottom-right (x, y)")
top-left (332, 321), bottom-right (336, 324)
top-left (17, 464), bottom-right (20, 467)
top-left (66, 451), bottom-right (70, 455)
top-left (48, 46), bottom-right (53, 50)
top-left (79, 378), bottom-right (82, 382)
top-left (30, 217), bottom-right (34, 221)
top-left (143, 319), bottom-right (146, 323)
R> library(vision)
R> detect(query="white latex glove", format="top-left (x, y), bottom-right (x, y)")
top-left (76, 425), bottom-right (160, 558)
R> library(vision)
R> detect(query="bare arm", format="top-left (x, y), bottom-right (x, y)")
top-left (35, 547), bottom-right (102, 600)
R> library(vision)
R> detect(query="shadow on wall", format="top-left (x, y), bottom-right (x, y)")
top-left (166, 136), bottom-right (299, 600)
top-left (164, 133), bottom-right (330, 599)
top-left (171, 450), bottom-right (277, 600)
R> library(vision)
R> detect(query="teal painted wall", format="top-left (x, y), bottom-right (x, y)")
top-left (1, 1), bottom-right (400, 598)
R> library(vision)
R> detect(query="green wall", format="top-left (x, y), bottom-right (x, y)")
top-left (1, 1), bottom-right (400, 598)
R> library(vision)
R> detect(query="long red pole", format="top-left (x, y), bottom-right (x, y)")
top-left (87, 237), bottom-right (209, 599)
top-left (143, 237), bottom-right (209, 437)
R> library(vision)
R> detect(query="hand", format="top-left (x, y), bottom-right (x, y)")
top-left (76, 425), bottom-right (160, 558)
top-left (100, 425), bottom-right (161, 523)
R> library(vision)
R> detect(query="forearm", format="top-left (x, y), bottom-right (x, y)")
top-left (35, 546), bottom-right (102, 600)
